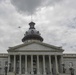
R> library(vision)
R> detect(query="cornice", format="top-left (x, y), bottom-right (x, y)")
top-left (7, 41), bottom-right (64, 52)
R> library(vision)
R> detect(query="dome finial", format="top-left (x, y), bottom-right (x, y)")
top-left (29, 21), bottom-right (35, 29)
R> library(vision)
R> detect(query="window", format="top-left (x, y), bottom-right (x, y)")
top-left (33, 59), bottom-right (36, 65)
top-left (31, 30), bottom-right (34, 34)
top-left (0, 68), bottom-right (2, 74)
top-left (5, 61), bottom-right (8, 65)
top-left (69, 62), bottom-right (73, 67)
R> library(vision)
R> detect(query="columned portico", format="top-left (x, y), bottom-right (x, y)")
top-left (8, 54), bottom-right (63, 75)
top-left (8, 54), bottom-right (64, 75)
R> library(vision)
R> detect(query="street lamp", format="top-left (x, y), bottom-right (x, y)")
top-left (69, 67), bottom-right (74, 75)
top-left (62, 63), bottom-right (66, 73)
top-left (5, 64), bottom-right (8, 75)
top-left (69, 62), bottom-right (74, 75)
top-left (9, 62), bottom-right (11, 72)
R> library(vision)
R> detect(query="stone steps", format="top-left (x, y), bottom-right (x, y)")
top-left (59, 73), bottom-right (70, 75)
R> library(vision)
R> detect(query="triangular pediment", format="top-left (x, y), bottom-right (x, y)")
top-left (8, 41), bottom-right (64, 52)
top-left (16, 43), bottom-right (54, 51)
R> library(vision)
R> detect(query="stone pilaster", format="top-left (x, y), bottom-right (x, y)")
top-left (19, 55), bottom-right (21, 74)
top-left (49, 55), bottom-right (52, 75)
top-left (8, 55), bottom-right (10, 72)
top-left (37, 55), bottom-right (40, 74)
top-left (55, 55), bottom-right (59, 74)
top-left (43, 55), bottom-right (46, 75)
top-left (25, 55), bottom-right (27, 74)
top-left (14, 55), bottom-right (16, 72)
top-left (31, 55), bottom-right (33, 74)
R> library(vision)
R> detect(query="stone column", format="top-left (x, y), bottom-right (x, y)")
top-left (14, 55), bottom-right (16, 72)
top-left (49, 55), bottom-right (52, 75)
top-left (19, 55), bottom-right (21, 74)
top-left (25, 55), bottom-right (27, 74)
top-left (55, 55), bottom-right (59, 75)
top-left (43, 55), bottom-right (46, 75)
top-left (31, 55), bottom-right (33, 74)
top-left (37, 55), bottom-right (40, 74)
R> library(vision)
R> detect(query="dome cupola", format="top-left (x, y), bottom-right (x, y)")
top-left (22, 22), bottom-right (43, 42)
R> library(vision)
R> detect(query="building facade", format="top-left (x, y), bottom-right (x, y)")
top-left (0, 22), bottom-right (76, 75)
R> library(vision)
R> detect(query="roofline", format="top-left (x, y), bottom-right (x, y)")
top-left (7, 41), bottom-right (64, 52)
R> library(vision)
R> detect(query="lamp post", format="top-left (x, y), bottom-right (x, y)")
top-left (69, 67), bottom-right (74, 75)
top-left (9, 62), bottom-right (11, 72)
top-left (62, 63), bottom-right (66, 73)
top-left (5, 64), bottom-right (8, 75)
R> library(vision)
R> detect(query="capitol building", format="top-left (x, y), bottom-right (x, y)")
top-left (0, 21), bottom-right (76, 75)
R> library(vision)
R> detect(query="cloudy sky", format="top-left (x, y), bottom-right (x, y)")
top-left (0, 0), bottom-right (76, 53)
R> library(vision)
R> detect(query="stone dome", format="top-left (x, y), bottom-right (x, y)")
top-left (22, 22), bottom-right (43, 42)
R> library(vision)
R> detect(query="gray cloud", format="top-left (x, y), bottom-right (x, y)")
top-left (0, 0), bottom-right (4, 2)
top-left (0, 0), bottom-right (76, 53)
top-left (10, 0), bottom-right (62, 15)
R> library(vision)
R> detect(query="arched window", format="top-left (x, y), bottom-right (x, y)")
top-left (69, 62), bottom-right (73, 68)
top-left (31, 30), bottom-right (34, 34)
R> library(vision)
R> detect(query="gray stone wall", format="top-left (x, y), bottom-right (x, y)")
top-left (0, 53), bottom-right (76, 75)
top-left (0, 54), bottom-right (8, 75)
top-left (63, 54), bottom-right (76, 75)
